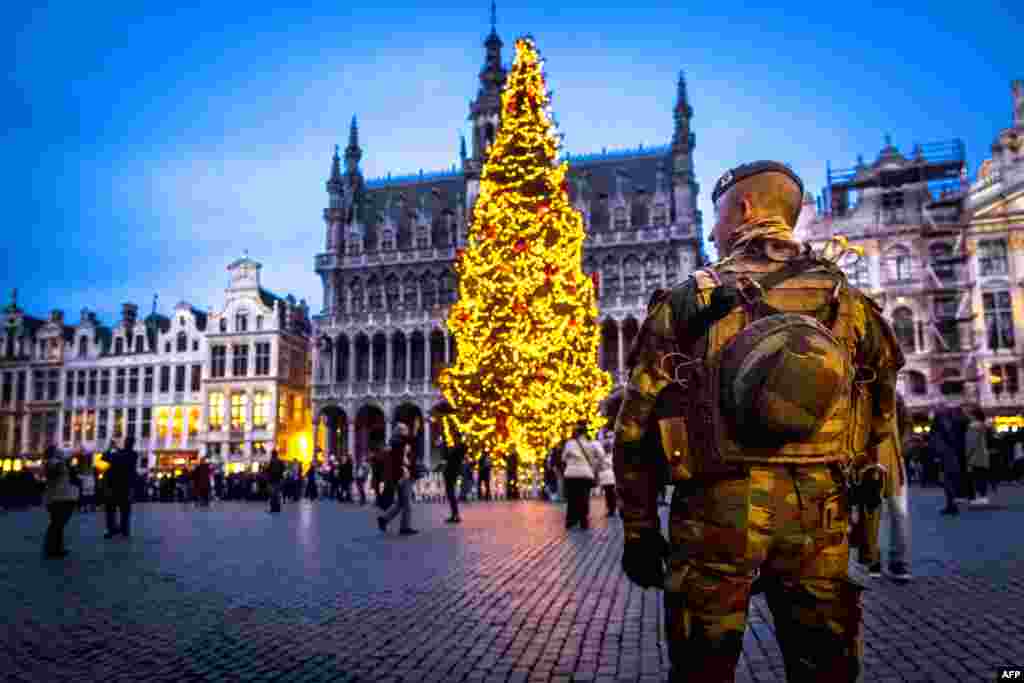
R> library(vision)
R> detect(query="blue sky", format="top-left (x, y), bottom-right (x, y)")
top-left (2, 1), bottom-right (1021, 325)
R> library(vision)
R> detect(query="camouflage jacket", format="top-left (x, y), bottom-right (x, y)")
top-left (613, 242), bottom-right (905, 542)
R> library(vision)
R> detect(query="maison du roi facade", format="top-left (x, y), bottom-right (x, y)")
top-left (309, 18), bottom-right (705, 464)
top-left (0, 258), bottom-right (312, 473)
top-left (796, 80), bottom-right (1024, 435)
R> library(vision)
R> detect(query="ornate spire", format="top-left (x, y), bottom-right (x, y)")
top-left (345, 115), bottom-right (362, 174)
top-left (481, 1), bottom-right (503, 83)
top-left (672, 70), bottom-right (693, 150)
top-left (329, 144), bottom-right (342, 181)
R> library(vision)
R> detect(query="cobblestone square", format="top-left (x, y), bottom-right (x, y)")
top-left (2, 485), bottom-right (1023, 682)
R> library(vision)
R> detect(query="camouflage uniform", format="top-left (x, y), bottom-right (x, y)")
top-left (614, 233), bottom-right (904, 682)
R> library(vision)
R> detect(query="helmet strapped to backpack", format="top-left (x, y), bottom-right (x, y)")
top-left (719, 312), bottom-right (853, 448)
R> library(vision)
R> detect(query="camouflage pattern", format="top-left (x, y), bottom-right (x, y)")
top-left (613, 225), bottom-right (904, 682)
top-left (665, 465), bottom-right (864, 681)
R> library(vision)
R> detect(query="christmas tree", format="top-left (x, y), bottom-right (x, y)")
top-left (439, 36), bottom-right (612, 467)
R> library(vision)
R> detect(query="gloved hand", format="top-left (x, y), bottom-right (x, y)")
top-left (856, 465), bottom-right (885, 511)
top-left (622, 529), bottom-right (670, 589)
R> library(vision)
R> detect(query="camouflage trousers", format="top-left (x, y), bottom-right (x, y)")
top-left (665, 464), bottom-right (865, 683)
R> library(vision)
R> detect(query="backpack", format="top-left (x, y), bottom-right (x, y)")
top-left (670, 252), bottom-right (857, 468)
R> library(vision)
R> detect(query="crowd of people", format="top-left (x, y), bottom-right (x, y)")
top-left (13, 399), bottom-right (1024, 560)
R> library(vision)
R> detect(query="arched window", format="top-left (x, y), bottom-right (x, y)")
top-left (350, 279), bottom-right (365, 313)
top-left (135, 335), bottom-right (145, 352)
top-left (631, 197), bottom-right (649, 228)
top-left (591, 197), bottom-right (609, 232)
top-left (652, 203), bottom-right (668, 228)
top-left (385, 276), bottom-right (400, 310)
top-left (380, 227), bottom-right (396, 251)
top-left (623, 257), bottom-right (642, 295)
top-left (78, 336), bottom-right (87, 358)
top-left (887, 245), bottom-right (913, 282)
top-left (115, 337), bottom-right (124, 355)
top-left (235, 313), bottom-right (248, 332)
top-left (892, 308), bottom-right (915, 352)
top-left (613, 206), bottom-right (628, 231)
top-left (367, 276), bottom-right (383, 311)
top-left (177, 332), bottom-right (188, 353)
top-left (602, 257), bottom-right (620, 298)
top-left (219, 318), bottom-right (227, 333)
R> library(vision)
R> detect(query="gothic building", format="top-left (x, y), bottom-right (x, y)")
top-left (311, 17), bottom-right (705, 463)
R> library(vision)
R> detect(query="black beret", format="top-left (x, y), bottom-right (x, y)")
top-left (711, 161), bottom-right (804, 205)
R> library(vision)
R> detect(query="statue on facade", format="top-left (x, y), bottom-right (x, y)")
top-left (1013, 80), bottom-right (1023, 128)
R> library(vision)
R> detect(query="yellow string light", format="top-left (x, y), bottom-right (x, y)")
top-left (439, 37), bottom-right (612, 467)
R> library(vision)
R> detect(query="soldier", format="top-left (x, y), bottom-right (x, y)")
top-left (613, 161), bottom-right (904, 682)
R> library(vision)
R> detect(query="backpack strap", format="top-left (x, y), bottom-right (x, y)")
top-left (679, 255), bottom-right (824, 350)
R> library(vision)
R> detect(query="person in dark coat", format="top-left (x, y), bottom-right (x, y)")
top-left (267, 450), bottom-right (285, 513)
top-left (928, 403), bottom-right (968, 515)
top-left (101, 436), bottom-right (139, 538)
top-left (477, 453), bottom-right (492, 501)
top-left (440, 424), bottom-right (466, 523)
top-left (338, 454), bottom-right (354, 503)
top-left (193, 458), bottom-right (212, 507)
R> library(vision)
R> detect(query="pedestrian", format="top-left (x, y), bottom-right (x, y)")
top-left (460, 459), bottom-right (475, 502)
top-left (42, 446), bottom-right (78, 558)
top-left (305, 466), bottom-right (318, 501)
top-left (615, 161), bottom-right (904, 681)
top-left (477, 452), bottom-right (492, 501)
top-left (369, 445), bottom-right (385, 500)
top-left (562, 421), bottom-right (598, 530)
top-left (930, 402), bottom-right (968, 515)
top-left (78, 459), bottom-right (97, 513)
top-left (353, 454), bottom-right (369, 505)
top-left (101, 436), bottom-right (139, 538)
top-left (267, 450), bottom-right (285, 513)
top-left (440, 422), bottom-right (466, 523)
top-left (378, 422), bottom-right (418, 535)
top-left (193, 458), bottom-right (212, 508)
top-left (596, 428), bottom-right (617, 518)
top-left (338, 453), bottom-right (354, 503)
top-left (855, 392), bottom-right (913, 582)
top-left (965, 405), bottom-right (992, 506)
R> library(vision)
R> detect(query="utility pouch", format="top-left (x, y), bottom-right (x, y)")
top-left (658, 416), bottom-right (693, 481)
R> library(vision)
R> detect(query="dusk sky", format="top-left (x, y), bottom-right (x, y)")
top-left (3, 1), bottom-right (1021, 325)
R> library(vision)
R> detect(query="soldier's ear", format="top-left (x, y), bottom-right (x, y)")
top-left (739, 195), bottom-right (756, 221)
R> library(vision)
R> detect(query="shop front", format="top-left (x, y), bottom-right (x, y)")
top-left (155, 450), bottom-right (200, 476)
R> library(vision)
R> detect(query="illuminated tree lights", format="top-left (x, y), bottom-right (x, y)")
top-left (439, 36), bottom-right (612, 467)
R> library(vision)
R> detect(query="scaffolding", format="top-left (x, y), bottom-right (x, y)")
top-left (822, 138), bottom-right (982, 405)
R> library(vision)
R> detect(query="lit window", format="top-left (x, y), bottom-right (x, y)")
top-left (231, 393), bottom-right (248, 430)
top-left (156, 407), bottom-right (169, 438)
top-left (208, 392), bottom-right (225, 431)
top-left (171, 407), bottom-right (184, 438)
top-left (253, 392), bottom-right (269, 428)
top-left (990, 363), bottom-right (1019, 396)
top-left (188, 407), bottom-right (200, 436)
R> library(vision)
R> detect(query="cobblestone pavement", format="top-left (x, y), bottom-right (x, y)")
top-left (2, 484), bottom-right (1023, 683)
